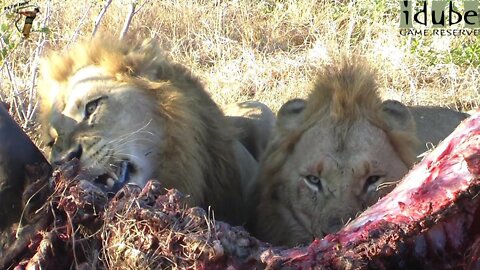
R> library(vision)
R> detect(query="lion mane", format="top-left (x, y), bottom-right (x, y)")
top-left (253, 57), bottom-right (419, 246)
top-left (38, 37), bottom-right (255, 225)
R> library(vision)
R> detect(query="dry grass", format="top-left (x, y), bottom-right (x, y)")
top-left (0, 0), bottom-right (478, 133)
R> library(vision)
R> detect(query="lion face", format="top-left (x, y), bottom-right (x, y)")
top-left (39, 38), bottom-right (257, 225)
top-left (255, 58), bottom-right (419, 246)
top-left (274, 118), bottom-right (408, 241)
top-left (43, 66), bottom-right (162, 189)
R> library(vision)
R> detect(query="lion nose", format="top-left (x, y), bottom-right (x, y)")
top-left (53, 145), bottom-right (83, 165)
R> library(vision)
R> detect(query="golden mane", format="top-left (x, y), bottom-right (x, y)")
top-left (304, 57), bottom-right (382, 125)
top-left (306, 57), bottom-right (417, 165)
top-left (261, 57), bottom-right (417, 178)
top-left (40, 37), bottom-right (181, 112)
top-left (38, 37), bottom-right (248, 225)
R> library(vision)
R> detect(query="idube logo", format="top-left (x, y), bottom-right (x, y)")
top-left (399, 1), bottom-right (480, 36)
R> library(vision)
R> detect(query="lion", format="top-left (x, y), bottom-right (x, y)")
top-left (409, 106), bottom-right (469, 157)
top-left (223, 101), bottom-right (275, 161)
top-left (253, 57), bottom-right (465, 247)
top-left (37, 37), bottom-right (258, 225)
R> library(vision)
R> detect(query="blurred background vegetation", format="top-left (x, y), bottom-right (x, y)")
top-left (0, 0), bottom-right (478, 137)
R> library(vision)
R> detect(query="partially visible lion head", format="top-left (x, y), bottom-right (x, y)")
top-left (38, 37), bottom-right (256, 225)
top-left (254, 57), bottom-right (419, 246)
top-left (223, 101), bottom-right (276, 161)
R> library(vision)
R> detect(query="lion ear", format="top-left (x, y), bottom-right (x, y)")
top-left (276, 98), bottom-right (306, 132)
top-left (380, 100), bottom-right (415, 134)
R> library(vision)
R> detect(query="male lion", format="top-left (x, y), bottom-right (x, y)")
top-left (38, 37), bottom-right (257, 225)
top-left (254, 58), bottom-right (470, 246)
top-left (223, 101), bottom-right (275, 161)
top-left (253, 58), bottom-right (423, 247)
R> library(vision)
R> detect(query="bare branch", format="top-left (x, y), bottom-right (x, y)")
top-left (91, 0), bottom-right (113, 38)
top-left (0, 39), bottom-right (26, 123)
top-left (119, 1), bottom-right (137, 40)
top-left (133, 0), bottom-right (152, 15)
top-left (0, 83), bottom-right (6, 102)
top-left (67, 3), bottom-right (93, 47)
top-left (24, 0), bottom-right (52, 127)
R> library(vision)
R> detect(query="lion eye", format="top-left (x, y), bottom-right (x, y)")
top-left (304, 175), bottom-right (322, 191)
top-left (84, 97), bottom-right (103, 119)
top-left (364, 175), bottom-right (382, 192)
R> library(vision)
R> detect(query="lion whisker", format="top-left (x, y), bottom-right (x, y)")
top-left (108, 119), bottom-right (154, 144)
top-left (107, 138), bottom-right (156, 153)
top-left (108, 130), bottom-right (155, 144)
